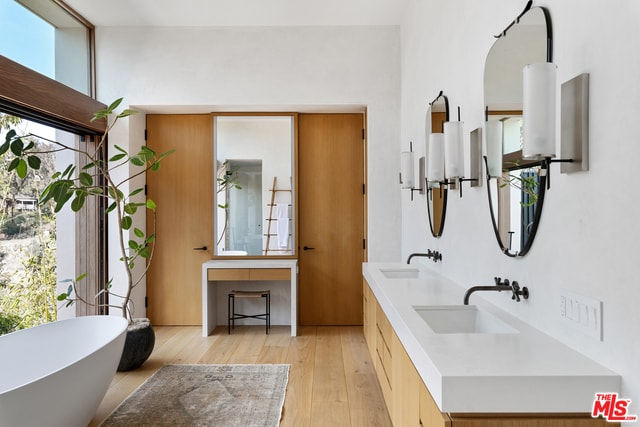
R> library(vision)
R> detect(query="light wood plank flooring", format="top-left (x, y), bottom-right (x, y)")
top-left (89, 325), bottom-right (392, 427)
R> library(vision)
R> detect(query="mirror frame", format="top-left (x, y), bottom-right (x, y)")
top-left (483, 3), bottom-right (553, 257)
top-left (426, 91), bottom-right (449, 238)
top-left (212, 112), bottom-right (298, 259)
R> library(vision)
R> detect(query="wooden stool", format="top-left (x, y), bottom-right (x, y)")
top-left (228, 290), bottom-right (270, 334)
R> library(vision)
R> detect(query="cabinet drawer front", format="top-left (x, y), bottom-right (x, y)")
top-left (249, 268), bottom-right (290, 280)
top-left (376, 304), bottom-right (393, 345)
top-left (207, 268), bottom-right (250, 281)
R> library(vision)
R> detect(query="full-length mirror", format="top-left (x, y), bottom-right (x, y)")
top-left (425, 92), bottom-right (449, 237)
top-left (483, 4), bottom-right (551, 256)
top-left (214, 114), bottom-right (295, 257)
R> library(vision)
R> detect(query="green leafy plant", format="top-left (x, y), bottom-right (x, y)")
top-left (216, 161), bottom-right (242, 247)
top-left (500, 161), bottom-right (539, 207)
top-left (2, 98), bottom-right (174, 321)
top-left (0, 227), bottom-right (57, 331)
top-left (0, 313), bottom-right (21, 335)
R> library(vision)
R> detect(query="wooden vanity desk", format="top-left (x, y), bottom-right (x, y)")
top-left (201, 259), bottom-right (298, 336)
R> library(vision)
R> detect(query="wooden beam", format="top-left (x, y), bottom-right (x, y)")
top-left (0, 55), bottom-right (106, 134)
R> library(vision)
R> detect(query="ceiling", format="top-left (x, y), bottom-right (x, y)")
top-left (63, 0), bottom-right (408, 27)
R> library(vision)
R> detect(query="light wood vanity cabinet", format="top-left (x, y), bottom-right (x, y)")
top-left (207, 268), bottom-right (290, 281)
top-left (362, 279), bottom-right (616, 427)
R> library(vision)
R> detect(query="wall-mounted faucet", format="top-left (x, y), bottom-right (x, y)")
top-left (406, 249), bottom-right (442, 264)
top-left (463, 277), bottom-right (529, 305)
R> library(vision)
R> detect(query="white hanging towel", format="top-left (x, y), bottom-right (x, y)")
top-left (276, 203), bottom-right (289, 248)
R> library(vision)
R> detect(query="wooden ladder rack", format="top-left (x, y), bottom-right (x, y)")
top-left (264, 176), bottom-right (292, 255)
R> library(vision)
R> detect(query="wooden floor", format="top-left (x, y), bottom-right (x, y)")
top-left (89, 325), bottom-right (392, 427)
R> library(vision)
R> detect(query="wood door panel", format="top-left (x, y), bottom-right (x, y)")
top-left (146, 114), bottom-right (213, 325)
top-left (298, 114), bottom-right (365, 325)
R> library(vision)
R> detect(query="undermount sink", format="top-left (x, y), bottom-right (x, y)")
top-left (413, 305), bottom-right (519, 334)
top-left (380, 268), bottom-right (421, 279)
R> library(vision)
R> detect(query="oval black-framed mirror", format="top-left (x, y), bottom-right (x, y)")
top-left (483, 3), bottom-right (552, 256)
top-left (425, 91), bottom-right (449, 238)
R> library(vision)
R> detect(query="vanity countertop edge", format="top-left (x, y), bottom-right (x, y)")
top-left (362, 262), bottom-right (620, 414)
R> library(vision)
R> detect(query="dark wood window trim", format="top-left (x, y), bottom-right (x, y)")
top-left (0, 55), bottom-right (105, 135)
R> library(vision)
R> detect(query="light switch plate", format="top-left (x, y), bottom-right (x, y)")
top-left (559, 288), bottom-right (602, 341)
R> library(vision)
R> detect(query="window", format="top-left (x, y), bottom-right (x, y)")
top-left (0, 0), bottom-right (94, 96)
top-left (0, 1), bottom-right (104, 329)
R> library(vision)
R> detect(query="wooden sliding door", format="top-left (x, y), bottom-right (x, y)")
top-left (298, 113), bottom-right (366, 325)
top-left (145, 114), bottom-right (213, 325)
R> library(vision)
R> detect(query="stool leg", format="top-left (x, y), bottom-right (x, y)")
top-left (228, 294), bottom-right (234, 335)
top-left (265, 294), bottom-right (271, 335)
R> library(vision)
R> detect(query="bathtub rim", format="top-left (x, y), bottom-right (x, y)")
top-left (0, 315), bottom-right (128, 395)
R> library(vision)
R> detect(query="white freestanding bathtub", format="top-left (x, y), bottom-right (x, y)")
top-left (0, 315), bottom-right (128, 427)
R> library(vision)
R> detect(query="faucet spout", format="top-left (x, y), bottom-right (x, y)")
top-left (463, 285), bottom-right (512, 305)
top-left (407, 250), bottom-right (442, 264)
top-left (463, 277), bottom-right (529, 305)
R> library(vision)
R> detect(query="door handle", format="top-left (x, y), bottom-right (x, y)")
top-left (303, 246), bottom-right (315, 251)
top-left (193, 246), bottom-right (208, 251)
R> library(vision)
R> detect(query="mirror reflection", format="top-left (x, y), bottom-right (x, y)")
top-left (425, 92), bottom-right (449, 238)
top-left (214, 115), bottom-right (295, 256)
top-left (483, 6), bottom-right (551, 256)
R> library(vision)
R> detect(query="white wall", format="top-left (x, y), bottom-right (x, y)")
top-left (95, 26), bottom-right (402, 315)
top-left (400, 0), bottom-right (640, 415)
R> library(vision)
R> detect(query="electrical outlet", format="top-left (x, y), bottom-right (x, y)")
top-left (559, 289), bottom-right (603, 341)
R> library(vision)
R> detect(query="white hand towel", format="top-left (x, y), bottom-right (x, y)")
top-left (276, 203), bottom-right (289, 248)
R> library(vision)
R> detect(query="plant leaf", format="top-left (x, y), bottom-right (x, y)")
top-left (121, 216), bottom-right (132, 230)
top-left (16, 158), bottom-right (27, 179)
top-left (25, 155), bottom-right (40, 170)
top-left (10, 137), bottom-right (23, 156)
top-left (71, 194), bottom-right (86, 212)
top-left (79, 172), bottom-right (93, 186)
top-left (134, 227), bottom-right (145, 238)
top-left (107, 97), bottom-right (123, 113)
top-left (117, 109), bottom-right (138, 118)
top-left (130, 156), bottom-right (145, 167)
top-left (124, 203), bottom-right (137, 215)
top-left (109, 153), bottom-right (126, 162)
top-left (146, 199), bottom-right (156, 210)
top-left (5, 129), bottom-right (16, 143)
top-left (0, 141), bottom-right (10, 155)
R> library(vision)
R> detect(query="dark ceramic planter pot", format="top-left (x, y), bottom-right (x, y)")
top-left (118, 318), bottom-right (155, 372)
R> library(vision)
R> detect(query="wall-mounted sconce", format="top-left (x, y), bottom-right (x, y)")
top-left (427, 133), bottom-right (445, 184)
top-left (468, 128), bottom-right (483, 189)
top-left (522, 63), bottom-right (589, 189)
top-left (484, 120), bottom-right (503, 178)
top-left (443, 107), bottom-right (479, 197)
top-left (400, 141), bottom-right (424, 200)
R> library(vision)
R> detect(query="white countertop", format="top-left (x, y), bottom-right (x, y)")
top-left (363, 262), bottom-right (620, 414)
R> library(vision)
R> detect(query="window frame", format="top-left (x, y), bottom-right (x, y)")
top-left (0, 1), bottom-right (107, 316)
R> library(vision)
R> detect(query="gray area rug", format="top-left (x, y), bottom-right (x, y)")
top-left (100, 364), bottom-right (289, 427)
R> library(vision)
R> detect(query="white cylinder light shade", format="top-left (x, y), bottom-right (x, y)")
top-left (523, 62), bottom-right (557, 159)
top-left (444, 121), bottom-right (464, 178)
top-left (427, 133), bottom-right (445, 183)
top-left (400, 151), bottom-right (415, 188)
top-left (485, 120), bottom-right (503, 177)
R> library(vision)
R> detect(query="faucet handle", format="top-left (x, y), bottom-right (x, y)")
top-left (511, 281), bottom-right (521, 301)
top-left (494, 277), bottom-right (501, 286)
top-left (510, 281), bottom-right (529, 302)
